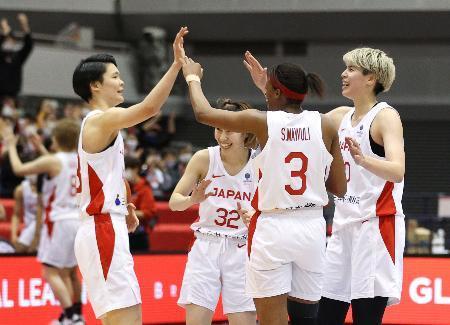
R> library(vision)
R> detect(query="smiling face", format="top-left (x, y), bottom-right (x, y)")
top-left (341, 65), bottom-right (376, 100)
top-left (214, 128), bottom-right (246, 151)
top-left (92, 63), bottom-right (125, 107)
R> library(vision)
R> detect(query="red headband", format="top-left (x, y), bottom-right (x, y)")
top-left (269, 72), bottom-right (306, 101)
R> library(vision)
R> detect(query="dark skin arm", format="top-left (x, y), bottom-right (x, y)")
top-left (321, 114), bottom-right (347, 197)
top-left (182, 57), bottom-right (269, 147)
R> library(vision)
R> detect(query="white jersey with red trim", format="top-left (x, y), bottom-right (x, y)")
top-left (191, 146), bottom-right (255, 240)
top-left (21, 179), bottom-right (38, 227)
top-left (252, 110), bottom-right (332, 212)
top-left (333, 102), bottom-right (404, 231)
top-left (45, 152), bottom-right (79, 221)
top-left (77, 110), bottom-right (127, 220)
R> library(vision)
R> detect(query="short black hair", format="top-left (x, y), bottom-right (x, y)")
top-left (72, 54), bottom-right (117, 102)
top-left (125, 156), bottom-right (141, 170)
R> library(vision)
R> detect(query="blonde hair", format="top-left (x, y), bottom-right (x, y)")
top-left (343, 47), bottom-right (395, 93)
top-left (51, 118), bottom-right (80, 151)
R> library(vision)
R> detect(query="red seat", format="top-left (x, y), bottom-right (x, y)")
top-left (149, 223), bottom-right (194, 253)
top-left (155, 202), bottom-right (199, 225)
top-left (0, 222), bottom-right (12, 241)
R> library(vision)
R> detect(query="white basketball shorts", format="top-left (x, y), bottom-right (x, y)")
top-left (74, 214), bottom-right (141, 319)
top-left (247, 208), bottom-right (326, 301)
top-left (322, 215), bottom-right (405, 306)
top-left (178, 233), bottom-right (255, 314)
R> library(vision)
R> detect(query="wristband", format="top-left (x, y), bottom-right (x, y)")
top-left (185, 74), bottom-right (201, 84)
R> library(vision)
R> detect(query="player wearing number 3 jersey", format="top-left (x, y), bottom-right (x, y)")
top-left (169, 99), bottom-right (257, 325)
top-left (181, 52), bottom-right (347, 325)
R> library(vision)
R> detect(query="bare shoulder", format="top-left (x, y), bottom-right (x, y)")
top-left (14, 184), bottom-right (23, 198)
top-left (373, 107), bottom-right (403, 131)
top-left (325, 106), bottom-right (352, 129)
top-left (183, 149), bottom-right (210, 180)
top-left (82, 108), bottom-right (121, 151)
top-left (188, 149), bottom-right (210, 169)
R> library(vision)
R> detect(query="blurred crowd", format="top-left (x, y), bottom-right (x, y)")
top-left (0, 97), bottom-right (194, 201)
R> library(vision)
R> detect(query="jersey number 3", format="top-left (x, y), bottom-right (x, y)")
top-left (285, 152), bottom-right (308, 195)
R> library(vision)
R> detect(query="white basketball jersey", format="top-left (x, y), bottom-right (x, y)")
top-left (45, 152), bottom-right (79, 221)
top-left (252, 110), bottom-right (332, 212)
top-left (192, 146), bottom-right (255, 240)
top-left (77, 110), bottom-right (127, 220)
top-left (333, 102), bottom-right (404, 231)
top-left (21, 179), bottom-right (38, 226)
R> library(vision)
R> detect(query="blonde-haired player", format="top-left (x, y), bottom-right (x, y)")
top-left (318, 47), bottom-right (405, 325)
top-left (169, 99), bottom-right (257, 325)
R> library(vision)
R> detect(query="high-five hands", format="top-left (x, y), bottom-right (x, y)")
top-left (243, 51), bottom-right (267, 93)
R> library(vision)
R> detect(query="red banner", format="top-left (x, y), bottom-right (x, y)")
top-left (0, 256), bottom-right (449, 324)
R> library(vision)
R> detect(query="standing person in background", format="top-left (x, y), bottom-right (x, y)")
top-left (318, 48), bottom-right (405, 325)
top-left (181, 55), bottom-right (346, 325)
top-left (4, 118), bottom-right (84, 324)
top-left (10, 175), bottom-right (41, 253)
top-left (0, 13), bottom-right (33, 100)
top-left (73, 27), bottom-right (188, 324)
top-left (169, 98), bottom-right (257, 325)
top-left (125, 155), bottom-right (157, 252)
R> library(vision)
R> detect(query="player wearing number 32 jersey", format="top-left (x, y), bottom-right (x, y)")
top-left (182, 54), bottom-right (347, 325)
top-left (169, 99), bottom-right (257, 325)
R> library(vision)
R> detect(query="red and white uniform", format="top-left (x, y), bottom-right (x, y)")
top-left (17, 178), bottom-right (38, 246)
top-left (178, 146), bottom-right (256, 314)
top-left (37, 152), bottom-right (81, 268)
top-left (323, 102), bottom-right (405, 306)
top-left (247, 110), bottom-right (332, 301)
top-left (74, 110), bottom-right (141, 319)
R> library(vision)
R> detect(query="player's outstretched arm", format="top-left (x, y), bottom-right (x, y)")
top-left (182, 57), bottom-right (268, 143)
top-left (94, 27), bottom-right (189, 134)
top-left (3, 128), bottom-right (60, 177)
top-left (169, 149), bottom-right (212, 211)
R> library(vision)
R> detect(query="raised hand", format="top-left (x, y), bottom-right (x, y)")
top-left (172, 26), bottom-right (189, 67)
top-left (345, 137), bottom-right (365, 166)
top-left (190, 179), bottom-right (213, 204)
top-left (243, 51), bottom-right (267, 92)
top-left (182, 57), bottom-right (203, 79)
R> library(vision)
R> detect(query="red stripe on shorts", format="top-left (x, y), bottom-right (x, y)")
top-left (45, 187), bottom-right (56, 237)
top-left (94, 214), bottom-right (115, 280)
top-left (379, 215), bottom-right (395, 264)
top-left (248, 169), bottom-right (263, 257)
top-left (376, 181), bottom-right (397, 264)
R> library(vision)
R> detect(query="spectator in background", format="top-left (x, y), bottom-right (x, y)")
top-left (36, 98), bottom-right (58, 138)
top-left (0, 13), bottom-right (33, 100)
top-left (136, 26), bottom-right (168, 93)
top-left (144, 150), bottom-right (165, 199)
top-left (137, 111), bottom-right (176, 150)
top-left (125, 156), bottom-right (157, 252)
